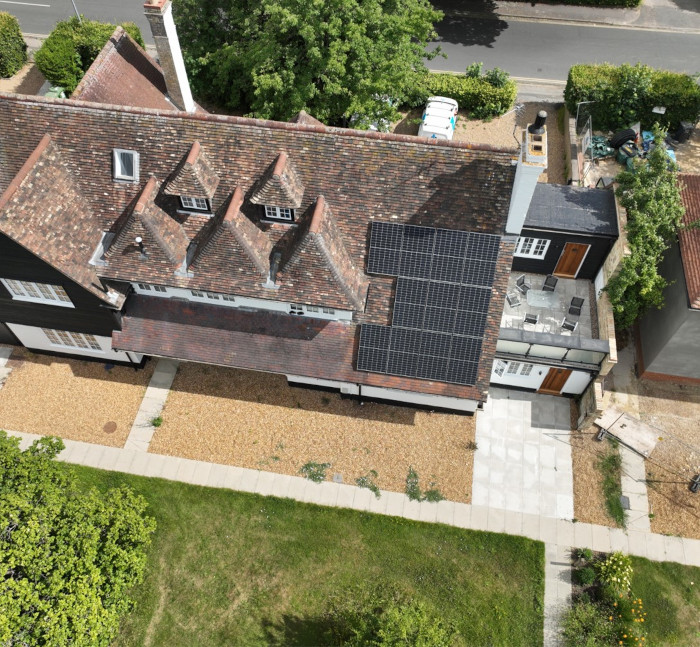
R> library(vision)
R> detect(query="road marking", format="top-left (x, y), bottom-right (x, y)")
top-left (0, 1), bottom-right (50, 6)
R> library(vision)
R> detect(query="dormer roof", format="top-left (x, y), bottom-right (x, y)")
top-left (190, 187), bottom-right (272, 277)
top-left (163, 141), bottom-right (220, 199)
top-left (289, 110), bottom-right (324, 127)
top-left (104, 176), bottom-right (190, 280)
top-left (279, 196), bottom-right (369, 310)
top-left (0, 134), bottom-right (122, 306)
top-left (250, 152), bottom-right (304, 209)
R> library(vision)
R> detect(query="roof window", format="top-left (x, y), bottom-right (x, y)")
top-left (112, 149), bottom-right (139, 182)
top-left (264, 205), bottom-right (295, 222)
top-left (180, 196), bottom-right (210, 212)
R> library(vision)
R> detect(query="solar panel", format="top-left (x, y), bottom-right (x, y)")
top-left (359, 222), bottom-right (502, 387)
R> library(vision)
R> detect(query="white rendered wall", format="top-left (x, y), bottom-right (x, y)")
top-left (561, 370), bottom-right (592, 395)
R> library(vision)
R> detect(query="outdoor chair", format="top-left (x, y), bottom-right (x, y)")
top-left (569, 296), bottom-right (585, 316)
top-left (524, 313), bottom-right (539, 326)
top-left (561, 317), bottom-right (578, 332)
top-left (506, 292), bottom-right (521, 308)
top-left (542, 275), bottom-right (558, 292)
top-left (515, 274), bottom-right (531, 295)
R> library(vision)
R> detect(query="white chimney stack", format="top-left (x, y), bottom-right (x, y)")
top-left (144, 0), bottom-right (195, 113)
top-left (506, 111), bottom-right (548, 235)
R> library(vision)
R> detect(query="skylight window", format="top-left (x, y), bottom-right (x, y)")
top-left (112, 149), bottom-right (139, 182)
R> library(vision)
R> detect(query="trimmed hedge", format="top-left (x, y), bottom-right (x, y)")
top-left (0, 12), bottom-right (27, 78)
top-left (508, 0), bottom-right (640, 7)
top-left (565, 63), bottom-right (700, 132)
top-left (35, 16), bottom-right (144, 94)
top-left (423, 72), bottom-right (517, 120)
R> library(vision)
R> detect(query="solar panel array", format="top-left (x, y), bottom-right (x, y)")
top-left (357, 222), bottom-right (501, 386)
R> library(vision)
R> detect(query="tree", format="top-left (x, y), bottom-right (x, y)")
top-left (172, 0), bottom-right (443, 125)
top-left (606, 129), bottom-right (685, 329)
top-left (0, 432), bottom-right (156, 647)
top-left (34, 16), bottom-right (145, 94)
top-left (0, 12), bottom-right (27, 78)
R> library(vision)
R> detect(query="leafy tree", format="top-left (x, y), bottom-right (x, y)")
top-left (0, 432), bottom-right (156, 646)
top-left (606, 129), bottom-right (685, 329)
top-left (35, 16), bottom-right (145, 93)
top-left (172, 0), bottom-right (443, 125)
top-left (0, 12), bottom-right (27, 78)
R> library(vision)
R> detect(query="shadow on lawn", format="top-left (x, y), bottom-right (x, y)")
top-left (262, 613), bottom-right (330, 647)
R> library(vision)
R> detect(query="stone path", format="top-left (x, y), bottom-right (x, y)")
top-left (620, 446), bottom-right (652, 533)
top-left (544, 543), bottom-right (572, 647)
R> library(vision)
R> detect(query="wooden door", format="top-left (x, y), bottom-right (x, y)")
top-left (538, 368), bottom-right (572, 395)
top-left (554, 243), bottom-right (590, 278)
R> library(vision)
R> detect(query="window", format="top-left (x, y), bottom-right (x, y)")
top-left (506, 362), bottom-right (521, 375)
top-left (180, 196), bottom-right (209, 211)
top-left (2, 279), bottom-right (73, 307)
top-left (153, 285), bottom-right (167, 293)
top-left (514, 237), bottom-right (550, 259)
top-left (494, 360), bottom-right (506, 377)
top-left (138, 283), bottom-right (151, 291)
top-left (306, 305), bottom-right (319, 312)
top-left (191, 290), bottom-right (205, 297)
top-left (264, 205), bottom-right (295, 222)
top-left (322, 307), bottom-right (335, 315)
top-left (290, 303), bottom-right (304, 315)
top-left (520, 363), bottom-right (534, 376)
top-left (112, 149), bottom-right (139, 182)
top-left (42, 328), bottom-right (102, 351)
top-left (222, 295), bottom-right (236, 302)
top-left (206, 292), bottom-right (220, 300)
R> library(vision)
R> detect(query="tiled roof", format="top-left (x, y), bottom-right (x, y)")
top-left (250, 152), bottom-right (305, 209)
top-left (71, 27), bottom-right (174, 111)
top-left (0, 93), bottom-right (518, 396)
top-left (163, 141), bottom-right (220, 199)
top-left (289, 110), bottom-right (324, 127)
top-left (105, 175), bottom-right (190, 277)
top-left (190, 186), bottom-right (272, 277)
top-left (678, 174), bottom-right (700, 309)
top-left (0, 135), bottom-right (122, 307)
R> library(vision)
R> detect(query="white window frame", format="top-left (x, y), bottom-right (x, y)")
top-left (42, 328), bottom-right (102, 352)
top-left (112, 149), bottom-right (139, 182)
top-left (2, 278), bottom-right (74, 308)
top-left (180, 196), bottom-right (209, 212)
top-left (506, 362), bottom-right (521, 375)
top-left (494, 360), bottom-right (506, 377)
top-left (514, 237), bottom-right (550, 259)
top-left (264, 205), bottom-right (295, 222)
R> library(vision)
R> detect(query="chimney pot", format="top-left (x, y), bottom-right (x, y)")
top-left (528, 111), bottom-right (547, 135)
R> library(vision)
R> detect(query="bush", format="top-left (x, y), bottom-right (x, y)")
top-left (565, 63), bottom-right (700, 131)
top-left (422, 69), bottom-right (517, 120)
top-left (562, 597), bottom-right (618, 647)
top-left (596, 552), bottom-right (633, 594)
top-left (0, 12), bottom-right (27, 78)
top-left (574, 566), bottom-right (597, 587)
top-left (35, 16), bottom-right (144, 94)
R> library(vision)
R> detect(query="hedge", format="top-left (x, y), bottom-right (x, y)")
top-left (565, 63), bottom-right (700, 132)
top-left (35, 16), bottom-right (144, 94)
top-left (508, 0), bottom-right (640, 7)
top-left (422, 72), bottom-right (517, 120)
top-left (0, 12), bottom-right (27, 78)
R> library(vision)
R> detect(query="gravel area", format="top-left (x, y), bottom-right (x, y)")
top-left (0, 347), bottom-right (154, 447)
top-left (0, 61), bottom-right (45, 94)
top-left (149, 363), bottom-right (476, 502)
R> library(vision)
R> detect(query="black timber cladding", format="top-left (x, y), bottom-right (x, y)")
top-left (358, 222), bottom-right (499, 386)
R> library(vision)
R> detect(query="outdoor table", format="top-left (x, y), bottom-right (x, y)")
top-left (526, 289), bottom-right (557, 308)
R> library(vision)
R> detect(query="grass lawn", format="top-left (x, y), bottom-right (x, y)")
top-left (73, 466), bottom-right (544, 646)
top-left (630, 557), bottom-right (700, 646)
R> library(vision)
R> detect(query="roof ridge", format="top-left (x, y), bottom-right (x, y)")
top-left (0, 93), bottom-right (518, 155)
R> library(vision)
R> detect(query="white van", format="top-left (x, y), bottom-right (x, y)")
top-left (418, 96), bottom-right (458, 141)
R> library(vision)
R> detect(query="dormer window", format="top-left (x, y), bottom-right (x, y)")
top-left (180, 196), bottom-right (209, 212)
top-left (112, 149), bottom-right (139, 182)
top-left (264, 205), bottom-right (295, 222)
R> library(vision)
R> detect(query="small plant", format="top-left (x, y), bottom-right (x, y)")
top-left (355, 470), bottom-right (381, 499)
top-left (575, 547), bottom-right (594, 563)
top-left (300, 461), bottom-right (330, 483)
top-left (423, 489), bottom-right (444, 503)
top-left (574, 566), bottom-right (596, 587)
top-left (405, 466), bottom-right (422, 501)
top-left (465, 440), bottom-right (478, 451)
top-left (598, 441), bottom-right (626, 527)
top-left (151, 416), bottom-right (163, 428)
top-left (596, 551), bottom-right (633, 594)
top-left (321, 395), bottom-right (331, 406)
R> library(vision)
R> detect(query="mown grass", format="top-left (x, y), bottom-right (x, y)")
top-left (630, 557), bottom-right (700, 646)
top-left (72, 465), bottom-right (544, 647)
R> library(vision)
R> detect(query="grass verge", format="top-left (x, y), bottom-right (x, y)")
top-left (71, 465), bottom-right (544, 647)
top-left (598, 439), bottom-right (626, 527)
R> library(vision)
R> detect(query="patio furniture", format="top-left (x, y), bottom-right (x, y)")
top-left (524, 313), bottom-right (539, 326)
top-left (542, 275), bottom-right (558, 292)
top-left (561, 317), bottom-right (578, 332)
top-left (515, 274), bottom-right (531, 295)
top-left (526, 289), bottom-right (557, 308)
top-left (506, 292), bottom-right (521, 308)
top-left (569, 296), bottom-right (585, 316)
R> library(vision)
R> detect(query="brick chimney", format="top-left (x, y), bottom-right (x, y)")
top-left (144, 0), bottom-right (195, 113)
top-left (506, 111), bottom-right (548, 235)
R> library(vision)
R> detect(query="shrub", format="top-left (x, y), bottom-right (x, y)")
top-left (562, 597), bottom-right (618, 647)
top-left (300, 461), bottom-right (330, 483)
top-left (508, 0), bottom-right (640, 7)
top-left (356, 470), bottom-right (381, 499)
top-left (35, 16), bottom-right (145, 94)
top-left (405, 466), bottom-right (422, 501)
top-left (565, 63), bottom-right (700, 131)
top-left (574, 566), bottom-right (597, 587)
top-left (422, 69), bottom-right (517, 120)
top-left (596, 552), bottom-right (633, 594)
top-left (0, 12), bottom-right (27, 78)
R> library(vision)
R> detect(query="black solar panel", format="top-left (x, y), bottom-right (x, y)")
top-left (359, 222), bottom-right (501, 387)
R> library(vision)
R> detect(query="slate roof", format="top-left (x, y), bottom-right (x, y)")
top-left (0, 92), bottom-right (518, 401)
top-left (678, 173), bottom-right (700, 309)
top-left (525, 183), bottom-right (618, 237)
top-left (0, 134), bottom-right (123, 307)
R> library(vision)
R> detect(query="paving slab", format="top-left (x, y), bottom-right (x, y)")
top-left (486, 507), bottom-right (506, 533)
top-left (664, 535), bottom-right (686, 563)
top-left (206, 462), bottom-right (235, 489)
top-left (367, 491), bottom-right (388, 514)
top-left (255, 470), bottom-right (278, 496)
top-left (319, 481), bottom-right (340, 507)
top-left (435, 499), bottom-right (455, 525)
top-left (573, 522), bottom-right (593, 548)
top-left (352, 487), bottom-right (373, 511)
top-left (590, 524), bottom-right (612, 553)
top-left (608, 527), bottom-right (629, 553)
top-left (383, 491), bottom-right (405, 517)
top-left (188, 461), bottom-right (213, 486)
top-left (452, 503), bottom-right (471, 528)
top-left (403, 499), bottom-right (422, 521)
top-left (470, 505), bottom-right (489, 531)
top-left (504, 510), bottom-right (523, 536)
top-left (543, 543), bottom-right (571, 647)
top-left (335, 483), bottom-right (358, 509)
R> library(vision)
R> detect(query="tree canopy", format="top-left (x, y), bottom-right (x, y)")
top-left (172, 0), bottom-right (443, 125)
top-left (606, 130), bottom-right (685, 329)
top-left (0, 432), bottom-right (155, 647)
